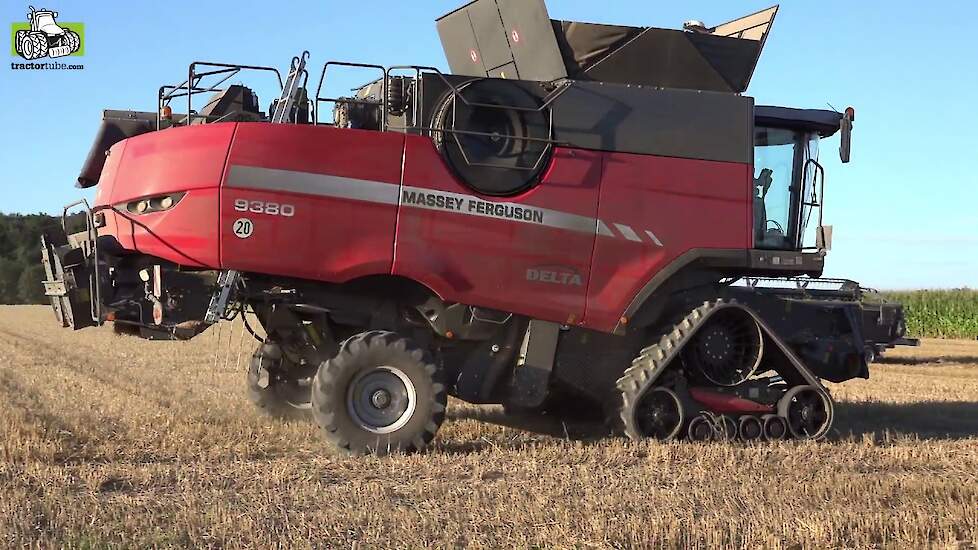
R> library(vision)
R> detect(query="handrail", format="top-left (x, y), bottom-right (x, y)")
top-left (314, 61), bottom-right (388, 128)
top-left (157, 61), bottom-right (284, 130)
top-left (800, 158), bottom-right (826, 251)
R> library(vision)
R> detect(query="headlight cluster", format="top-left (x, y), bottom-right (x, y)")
top-left (123, 192), bottom-right (186, 215)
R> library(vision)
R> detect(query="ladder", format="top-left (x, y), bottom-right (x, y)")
top-left (271, 51), bottom-right (310, 123)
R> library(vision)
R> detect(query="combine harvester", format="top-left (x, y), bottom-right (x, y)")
top-left (41, 1), bottom-right (914, 454)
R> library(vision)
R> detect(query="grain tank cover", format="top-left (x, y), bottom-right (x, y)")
top-left (437, 0), bottom-right (778, 93)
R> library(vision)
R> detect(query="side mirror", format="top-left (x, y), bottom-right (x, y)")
top-left (839, 107), bottom-right (854, 163)
top-left (816, 225), bottom-right (833, 251)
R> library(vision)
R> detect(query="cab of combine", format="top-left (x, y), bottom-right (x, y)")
top-left (41, 0), bottom-right (905, 455)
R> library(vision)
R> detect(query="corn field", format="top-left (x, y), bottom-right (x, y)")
top-left (883, 289), bottom-right (978, 340)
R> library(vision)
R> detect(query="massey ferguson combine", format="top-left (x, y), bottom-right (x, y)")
top-left (42, 1), bottom-right (912, 454)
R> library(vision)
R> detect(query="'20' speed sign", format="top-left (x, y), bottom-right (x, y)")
top-left (233, 218), bottom-right (254, 239)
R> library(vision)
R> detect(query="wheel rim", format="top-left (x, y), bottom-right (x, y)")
top-left (347, 366), bottom-right (417, 434)
top-left (634, 387), bottom-right (684, 440)
top-left (682, 309), bottom-right (763, 387)
top-left (782, 388), bottom-right (831, 439)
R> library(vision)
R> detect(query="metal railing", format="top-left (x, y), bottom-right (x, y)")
top-left (157, 61), bottom-right (284, 130)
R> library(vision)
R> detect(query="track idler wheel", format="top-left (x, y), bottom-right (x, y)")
top-left (632, 387), bottom-right (686, 440)
top-left (777, 385), bottom-right (833, 440)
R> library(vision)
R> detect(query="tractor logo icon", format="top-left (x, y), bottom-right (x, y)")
top-left (13, 6), bottom-right (82, 60)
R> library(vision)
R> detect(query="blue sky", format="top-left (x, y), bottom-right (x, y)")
top-left (1, 1), bottom-right (975, 289)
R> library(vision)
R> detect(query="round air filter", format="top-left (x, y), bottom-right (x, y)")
top-left (431, 79), bottom-right (552, 196)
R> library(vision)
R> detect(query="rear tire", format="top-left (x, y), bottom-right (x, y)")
top-left (311, 331), bottom-right (446, 456)
top-left (247, 342), bottom-right (311, 420)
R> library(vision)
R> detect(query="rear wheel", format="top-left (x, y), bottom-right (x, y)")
top-left (311, 331), bottom-right (447, 456)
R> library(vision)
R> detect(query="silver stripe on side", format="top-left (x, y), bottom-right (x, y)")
top-left (225, 165), bottom-right (663, 245)
top-left (645, 230), bottom-right (664, 247)
top-left (614, 223), bottom-right (643, 242)
top-left (227, 165), bottom-right (400, 205)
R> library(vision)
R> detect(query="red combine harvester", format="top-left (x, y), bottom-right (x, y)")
top-left (41, 1), bottom-right (913, 454)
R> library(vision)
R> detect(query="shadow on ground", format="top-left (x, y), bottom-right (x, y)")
top-left (448, 406), bottom-right (613, 441)
top-left (447, 399), bottom-right (978, 449)
top-left (833, 400), bottom-right (978, 440)
top-left (877, 355), bottom-right (978, 366)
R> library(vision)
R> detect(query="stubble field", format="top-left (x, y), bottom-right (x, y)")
top-left (0, 305), bottom-right (976, 549)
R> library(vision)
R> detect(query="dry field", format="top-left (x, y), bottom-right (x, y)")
top-left (0, 305), bottom-right (976, 549)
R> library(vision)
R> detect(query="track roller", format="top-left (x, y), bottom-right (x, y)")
top-left (686, 414), bottom-right (715, 442)
top-left (738, 415), bottom-right (764, 441)
top-left (717, 415), bottom-right (738, 441)
top-left (761, 414), bottom-right (788, 440)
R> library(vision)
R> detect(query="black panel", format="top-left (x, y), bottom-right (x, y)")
top-left (552, 81), bottom-right (752, 163)
top-left (687, 33), bottom-right (761, 92)
top-left (487, 62), bottom-right (518, 79)
top-left (77, 110), bottom-right (156, 188)
top-left (496, 0), bottom-right (567, 81)
top-left (552, 21), bottom-right (642, 77)
top-left (437, 8), bottom-right (487, 77)
top-left (438, 3), bottom-right (771, 93)
top-left (755, 106), bottom-right (842, 137)
top-left (467, 0), bottom-right (514, 72)
top-left (417, 75), bottom-right (752, 164)
top-left (584, 29), bottom-right (734, 92)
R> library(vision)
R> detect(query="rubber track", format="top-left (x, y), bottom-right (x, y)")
top-left (616, 300), bottom-right (724, 440)
top-left (615, 299), bottom-right (834, 441)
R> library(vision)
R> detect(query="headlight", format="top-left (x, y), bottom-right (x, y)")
top-left (123, 192), bottom-right (186, 215)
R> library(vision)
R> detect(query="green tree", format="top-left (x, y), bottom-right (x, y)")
top-left (17, 263), bottom-right (47, 304)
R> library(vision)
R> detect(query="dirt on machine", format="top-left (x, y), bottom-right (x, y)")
top-left (41, 0), bottom-right (915, 455)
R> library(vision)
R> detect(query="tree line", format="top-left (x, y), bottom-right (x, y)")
top-left (0, 213), bottom-right (62, 304)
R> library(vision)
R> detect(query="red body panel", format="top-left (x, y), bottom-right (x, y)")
top-left (583, 153), bottom-right (751, 331)
top-left (689, 387), bottom-right (774, 414)
top-left (220, 124), bottom-right (404, 281)
top-left (394, 138), bottom-right (600, 324)
top-left (95, 124), bottom-right (235, 268)
top-left (95, 121), bottom-right (753, 334)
